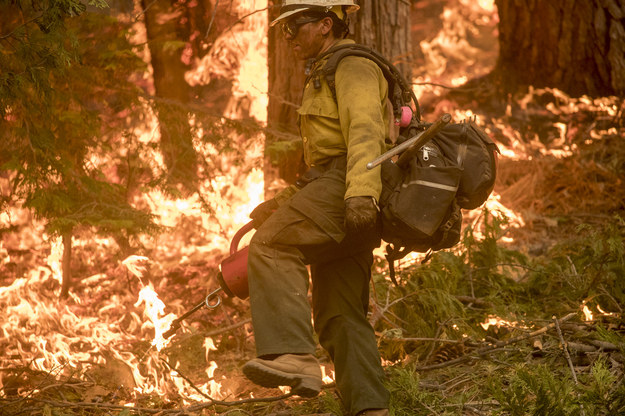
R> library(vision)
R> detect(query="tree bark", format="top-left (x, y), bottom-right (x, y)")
top-left (60, 232), bottom-right (72, 299)
top-left (494, 0), bottom-right (625, 97)
top-left (266, 0), bottom-right (412, 192)
top-left (352, 0), bottom-right (413, 78)
top-left (266, 0), bottom-right (307, 188)
top-left (141, 0), bottom-right (199, 190)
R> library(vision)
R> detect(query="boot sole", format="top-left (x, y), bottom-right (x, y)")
top-left (242, 361), bottom-right (321, 398)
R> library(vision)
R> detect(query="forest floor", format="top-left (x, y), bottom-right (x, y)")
top-left (1, 1), bottom-right (625, 415)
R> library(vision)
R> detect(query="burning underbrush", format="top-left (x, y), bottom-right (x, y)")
top-left (2, 92), bottom-right (623, 416)
top-left (1, 1), bottom-right (625, 415)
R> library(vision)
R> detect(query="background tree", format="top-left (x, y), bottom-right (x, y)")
top-left (0, 0), bottom-right (157, 298)
top-left (266, 0), bottom-right (412, 193)
top-left (140, 0), bottom-right (211, 191)
top-left (138, 0), bottom-right (262, 197)
top-left (266, 1), bottom-right (308, 188)
top-left (494, 0), bottom-right (625, 97)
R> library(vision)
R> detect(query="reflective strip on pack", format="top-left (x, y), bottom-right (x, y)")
top-left (402, 180), bottom-right (458, 192)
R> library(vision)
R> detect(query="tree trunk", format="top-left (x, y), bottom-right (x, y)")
top-left (266, 1), bottom-right (307, 189)
top-left (353, 0), bottom-right (413, 78)
top-left (266, 0), bottom-right (412, 192)
top-left (494, 0), bottom-right (625, 97)
top-left (141, 0), bottom-right (199, 190)
top-left (60, 232), bottom-right (72, 299)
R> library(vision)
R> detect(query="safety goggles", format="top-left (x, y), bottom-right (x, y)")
top-left (281, 15), bottom-right (323, 38)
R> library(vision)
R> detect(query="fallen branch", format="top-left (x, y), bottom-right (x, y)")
top-left (10, 399), bottom-right (162, 414)
top-left (158, 358), bottom-right (296, 414)
top-left (204, 317), bottom-right (252, 337)
top-left (554, 315), bottom-right (586, 416)
top-left (12, 391), bottom-right (296, 416)
top-left (455, 295), bottom-right (491, 308)
top-left (414, 312), bottom-right (578, 371)
top-left (394, 337), bottom-right (462, 344)
top-left (163, 317), bottom-right (252, 348)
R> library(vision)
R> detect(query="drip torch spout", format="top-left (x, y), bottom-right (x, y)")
top-left (163, 287), bottom-right (223, 339)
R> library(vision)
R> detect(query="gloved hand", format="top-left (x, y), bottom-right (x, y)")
top-left (344, 196), bottom-right (379, 234)
top-left (249, 198), bottom-right (279, 229)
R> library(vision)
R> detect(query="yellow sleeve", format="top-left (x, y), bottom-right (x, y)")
top-left (334, 56), bottom-right (388, 201)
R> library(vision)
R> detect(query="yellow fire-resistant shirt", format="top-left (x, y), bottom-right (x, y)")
top-left (297, 39), bottom-right (389, 201)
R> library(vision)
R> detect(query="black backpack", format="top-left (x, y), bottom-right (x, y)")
top-left (309, 44), bottom-right (499, 281)
top-left (379, 120), bottom-right (499, 280)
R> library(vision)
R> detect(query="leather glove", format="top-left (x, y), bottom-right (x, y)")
top-left (249, 198), bottom-right (279, 229)
top-left (344, 196), bottom-right (379, 234)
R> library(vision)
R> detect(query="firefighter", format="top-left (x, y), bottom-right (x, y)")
top-left (242, 1), bottom-right (390, 415)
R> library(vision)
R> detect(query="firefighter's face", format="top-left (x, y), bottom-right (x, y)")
top-left (281, 13), bottom-right (332, 60)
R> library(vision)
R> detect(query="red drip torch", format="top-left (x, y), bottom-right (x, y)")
top-left (163, 221), bottom-right (254, 339)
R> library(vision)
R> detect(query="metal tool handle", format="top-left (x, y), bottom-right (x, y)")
top-left (366, 113), bottom-right (452, 170)
top-left (396, 113), bottom-right (451, 167)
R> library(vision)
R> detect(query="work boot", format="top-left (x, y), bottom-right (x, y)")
top-left (357, 410), bottom-right (389, 416)
top-left (242, 353), bottom-right (322, 398)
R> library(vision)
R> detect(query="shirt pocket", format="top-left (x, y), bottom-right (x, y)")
top-left (297, 96), bottom-right (343, 163)
top-left (297, 95), bottom-right (339, 119)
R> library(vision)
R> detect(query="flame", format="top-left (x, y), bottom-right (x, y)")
top-left (134, 284), bottom-right (177, 351)
top-left (0, 0), bottom-right (271, 406)
top-left (582, 304), bottom-right (593, 321)
top-left (0, 248), bottom-right (235, 402)
top-left (581, 302), bottom-right (616, 322)
top-left (204, 337), bottom-right (218, 362)
top-left (186, 0), bottom-right (268, 122)
top-left (46, 236), bottom-right (64, 285)
top-left (596, 305), bottom-right (616, 317)
top-left (413, 0), bottom-right (498, 100)
top-left (321, 364), bottom-right (336, 384)
top-left (480, 315), bottom-right (525, 331)
top-left (122, 255), bottom-right (150, 279)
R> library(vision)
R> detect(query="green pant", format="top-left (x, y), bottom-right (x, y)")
top-left (247, 168), bottom-right (390, 415)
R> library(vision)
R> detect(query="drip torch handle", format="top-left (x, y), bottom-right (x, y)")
top-left (230, 220), bottom-right (255, 255)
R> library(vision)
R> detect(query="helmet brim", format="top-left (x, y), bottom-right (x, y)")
top-left (269, 4), bottom-right (359, 27)
top-left (270, 8), bottom-right (311, 27)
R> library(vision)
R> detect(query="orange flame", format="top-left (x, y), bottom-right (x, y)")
top-left (134, 284), bottom-right (177, 351)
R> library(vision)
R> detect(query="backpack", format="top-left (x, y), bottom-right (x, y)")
top-left (309, 43), bottom-right (499, 281)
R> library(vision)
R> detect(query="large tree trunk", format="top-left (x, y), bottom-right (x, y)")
top-left (266, 0), bottom-right (412, 193)
top-left (266, 0), bottom-right (308, 189)
top-left (141, 0), bottom-right (201, 191)
top-left (352, 0), bottom-right (412, 78)
top-left (494, 0), bottom-right (625, 97)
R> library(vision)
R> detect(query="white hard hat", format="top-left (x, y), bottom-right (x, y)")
top-left (270, 0), bottom-right (359, 27)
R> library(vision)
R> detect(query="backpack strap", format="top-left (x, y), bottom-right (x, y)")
top-left (307, 43), bottom-right (421, 122)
